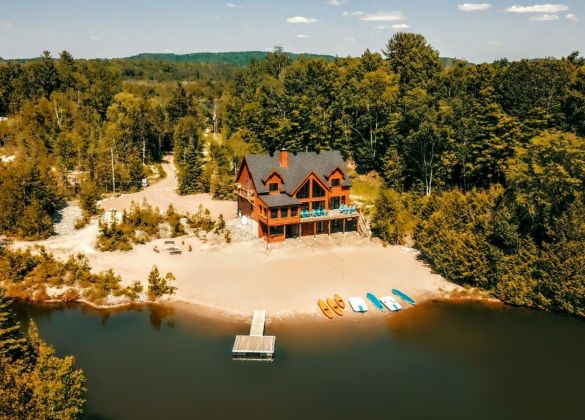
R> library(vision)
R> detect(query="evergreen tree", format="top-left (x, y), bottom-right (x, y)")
top-left (178, 134), bottom-right (205, 194)
top-left (167, 82), bottom-right (191, 124)
top-left (0, 292), bottom-right (30, 362)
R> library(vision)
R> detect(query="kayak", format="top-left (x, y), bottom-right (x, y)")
top-left (391, 289), bottom-right (416, 305)
top-left (327, 298), bottom-right (343, 316)
top-left (380, 296), bottom-right (402, 312)
top-left (334, 294), bottom-right (346, 309)
top-left (366, 292), bottom-right (384, 312)
top-left (318, 299), bottom-right (334, 319)
top-left (348, 297), bottom-right (368, 313)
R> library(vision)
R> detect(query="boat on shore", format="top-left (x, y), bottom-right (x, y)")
top-left (380, 296), bottom-right (402, 311)
top-left (334, 294), bottom-right (345, 309)
top-left (318, 299), bottom-right (334, 319)
top-left (366, 293), bottom-right (384, 311)
top-left (392, 289), bottom-right (416, 305)
top-left (326, 298), bottom-right (343, 316)
top-left (348, 297), bottom-right (368, 313)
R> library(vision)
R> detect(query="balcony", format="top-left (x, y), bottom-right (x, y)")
top-left (299, 206), bottom-right (359, 223)
top-left (234, 183), bottom-right (256, 204)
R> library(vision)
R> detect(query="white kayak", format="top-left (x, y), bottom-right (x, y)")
top-left (380, 296), bottom-right (402, 312)
top-left (348, 297), bottom-right (368, 313)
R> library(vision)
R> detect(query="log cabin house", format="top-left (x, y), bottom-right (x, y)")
top-left (235, 149), bottom-right (362, 242)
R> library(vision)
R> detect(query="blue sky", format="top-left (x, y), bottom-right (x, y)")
top-left (0, 1), bottom-right (583, 62)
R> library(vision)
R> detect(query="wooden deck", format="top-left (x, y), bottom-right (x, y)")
top-left (249, 309), bottom-right (266, 336)
top-left (300, 208), bottom-right (360, 223)
top-left (233, 309), bottom-right (275, 361)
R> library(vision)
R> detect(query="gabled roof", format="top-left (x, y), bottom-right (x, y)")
top-left (243, 150), bottom-right (351, 195)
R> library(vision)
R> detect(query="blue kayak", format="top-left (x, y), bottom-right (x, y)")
top-left (392, 289), bottom-right (416, 305)
top-left (366, 292), bottom-right (384, 311)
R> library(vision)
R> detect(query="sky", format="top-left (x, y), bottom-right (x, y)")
top-left (0, 0), bottom-right (583, 63)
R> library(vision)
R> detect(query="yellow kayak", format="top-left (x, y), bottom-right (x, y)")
top-left (334, 294), bottom-right (346, 309)
top-left (327, 298), bottom-right (343, 317)
top-left (318, 299), bottom-right (334, 319)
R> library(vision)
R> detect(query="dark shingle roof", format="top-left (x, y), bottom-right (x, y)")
top-left (259, 194), bottom-right (302, 208)
top-left (244, 150), bottom-right (351, 195)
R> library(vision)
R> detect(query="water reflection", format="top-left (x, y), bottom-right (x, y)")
top-left (11, 300), bottom-right (585, 420)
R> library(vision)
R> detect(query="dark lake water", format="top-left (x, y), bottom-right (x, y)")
top-left (13, 300), bottom-right (585, 420)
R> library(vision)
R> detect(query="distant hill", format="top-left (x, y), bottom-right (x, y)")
top-left (127, 51), bottom-right (336, 66)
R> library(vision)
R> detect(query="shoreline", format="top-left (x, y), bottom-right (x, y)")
top-left (12, 290), bottom-right (498, 325)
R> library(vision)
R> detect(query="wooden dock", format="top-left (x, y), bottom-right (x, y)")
top-left (232, 309), bottom-right (275, 361)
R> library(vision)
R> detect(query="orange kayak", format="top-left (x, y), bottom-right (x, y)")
top-left (318, 299), bottom-right (334, 319)
top-left (327, 298), bottom-right (343, 317)
top-left (334, 294), bottom-right (346, 309)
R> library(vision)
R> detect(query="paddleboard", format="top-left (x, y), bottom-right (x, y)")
top-left (391, 289), bottom-right (416, 305)
top-left (366, 292), bottom-right (384, 311)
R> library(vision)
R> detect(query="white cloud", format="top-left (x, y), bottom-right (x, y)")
top-left (344, 36), bottom-right (356, 42)
top-left (342, 11), bottom-right (364, 17)
top-left (226, 3), bottom-right (242, 8)
top-left (458, 3), bottom-right (491, 12)
top-left (565, 13), bottom-right (578, 21)
top-left (327, 0), bottom-right (347, 5)
top-left (488, 41), bottom-right (503, 46)
top-left (392, 23), bottom-right (410, 30)
top-left (530, 13), bottom-right (560, 20)
top-left (286, 16), bottom-right (318, 24)
top-left (89, 35), bottom-right (100, 40)
top-left (359, 11), bottom-right (405, 22)
top-left (296, 34), bottom-right (311, 38)
top-left (0, 21), bottom-right (14, 31)
top-left (506, 4), bottom-right (569, 14)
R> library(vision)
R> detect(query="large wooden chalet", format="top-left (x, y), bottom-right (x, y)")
top-left (235, 149), bottom-right (361, 242)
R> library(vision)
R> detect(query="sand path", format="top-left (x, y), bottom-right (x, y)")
top-left (100, 155), bottom-right (236, 219)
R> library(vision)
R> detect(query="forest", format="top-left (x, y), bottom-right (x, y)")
top-left (0, 34), bottom-right (583, 316)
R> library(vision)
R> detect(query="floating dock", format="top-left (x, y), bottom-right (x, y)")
top-left (232, 309), bottom-right (276, 361)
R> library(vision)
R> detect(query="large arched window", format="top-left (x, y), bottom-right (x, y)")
top-left (312, 180), bottom-right (325, 197)
top-left (297, 180), bottom-right (310, 199)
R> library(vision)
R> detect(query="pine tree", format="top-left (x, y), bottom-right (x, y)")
top-left (178, 136), bottom-right (205, 194)
top-left (0, 291), bottom-right (30, 362)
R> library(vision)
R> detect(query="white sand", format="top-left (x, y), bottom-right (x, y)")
top-left (12, 156), bottom-right (460, 320)
top-left (91, 235), bottom-right (458, 319)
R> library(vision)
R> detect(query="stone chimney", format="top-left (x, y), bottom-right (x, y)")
top-left (279, 149), bottom-right (288, 168)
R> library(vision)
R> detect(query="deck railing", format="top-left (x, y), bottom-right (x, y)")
top-left (299, 206), bottom-right (360, 222)
top-left (234, 183), bottom-right (256, 204)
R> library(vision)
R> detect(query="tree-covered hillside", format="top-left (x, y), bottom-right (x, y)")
top-left (127, 50), bottom-right (336, 66)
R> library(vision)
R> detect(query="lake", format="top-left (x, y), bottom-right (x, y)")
top-left (13, 300), bottom-right (584, 420)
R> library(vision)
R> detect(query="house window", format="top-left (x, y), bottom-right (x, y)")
top-left (341, 196), bottom-right (346, 205)
top-left (312, 201), bottom-right (325, 210)
top-left (291, 207), bottom-right (298, 217)
top-left (269, 225), bottom-right (284, 236)
top-left (271, 209), bottom-right (278, 219)
top-left (330, 196), bottom-right (340, 209)
top-left (332, 178), bottom-right (340, 187)
top-left (302, 202), bottom-right (310, 212)
top-left (297, 181), bottom-right (310, 199)
top-left (312, 181), bottom-right (325, 197)
top-left (281, 208), bottom-right (288, 218)
top-left (269, 183), bottom-right (278, 192)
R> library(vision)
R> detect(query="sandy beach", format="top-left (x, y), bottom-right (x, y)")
top-left (13, 156), bottom-right (460, 320)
